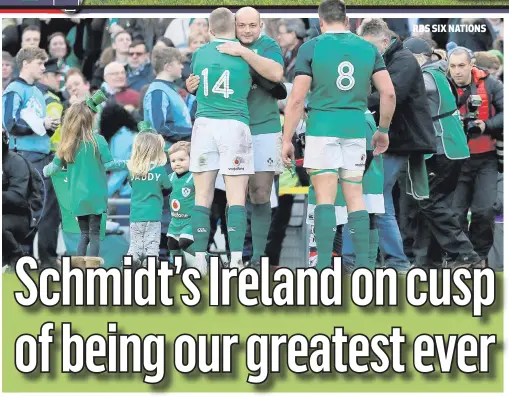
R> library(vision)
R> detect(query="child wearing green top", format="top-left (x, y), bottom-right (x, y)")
top-left (166, 142), bottom-right (200, 272)
top-left (43, 91), bottom-right (127, 258)
top-left (127, 130), bottom-right (171, 268)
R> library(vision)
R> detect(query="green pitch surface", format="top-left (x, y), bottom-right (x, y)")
top-left (84, 0), bottom-right (509, 7)
top-left (2, 272), bottom-right (503, 393)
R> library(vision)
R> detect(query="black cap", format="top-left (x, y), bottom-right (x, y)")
top-left (43, 58), bottom-right (61, 74)
top-left (403, 37), bottom-right (433, 56)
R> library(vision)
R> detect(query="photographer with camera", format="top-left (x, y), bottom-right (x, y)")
top-left (404, 38), bottom-right (482, 268)
top-left (448, 45), bottom-right (503, 266)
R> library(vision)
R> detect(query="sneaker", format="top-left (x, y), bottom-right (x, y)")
top-left (194, 255), bottom-right (208, 277)
top-left (2, 265), bottom-right (14, 274)
top-left (229, 259), bottom-right (246, 270)
top-left (83, 256), bottom-right (104, 269)
top-left (245, 259), bottom-right (261, 273)
top-left (442, 253), bottom-right (482, 269)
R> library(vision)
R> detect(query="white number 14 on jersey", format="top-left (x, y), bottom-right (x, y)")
top-left (201, 68), bottom-right (234, 98)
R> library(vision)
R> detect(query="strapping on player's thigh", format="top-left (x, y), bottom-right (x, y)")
top-left (308, 168), bottom-right (363, 184)
top-left (339, 168), bottom-right (364, 184)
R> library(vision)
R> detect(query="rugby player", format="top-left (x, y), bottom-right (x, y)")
top-left (282, 0), bottom-right (396, 270)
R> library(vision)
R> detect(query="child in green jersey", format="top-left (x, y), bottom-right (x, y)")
top-left (43, 90), bottom-right (127, 260)
top-left (127, 128), bottom-right (171, 268)
top-left (166, 142), bottom-right (201, 272)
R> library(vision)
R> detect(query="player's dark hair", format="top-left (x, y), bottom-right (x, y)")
top-left (209, 7), bottom-right (235, 36)
top-left (318, 0), bottom-right (347, 25)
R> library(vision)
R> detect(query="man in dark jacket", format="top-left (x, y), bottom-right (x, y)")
top-left (403, 38), bottom-right (482, 269)
top-left (2, 128), bottom-right (31, 270)
top-left (359, 19), bottom-right (436, 272)
top-left (448, 46), bottom-right (503, 264)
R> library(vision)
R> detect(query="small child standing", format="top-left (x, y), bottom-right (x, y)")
top-left (127, 124), bottom-right (171, 267)
top-left (43, 90), bottom-right (126, 262)
top-left (166, 142), bottom-right (200, 272)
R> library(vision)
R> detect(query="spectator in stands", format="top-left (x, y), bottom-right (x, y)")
top-left (92, 31), bottom-right (133, 89)
top-left (475, 51), bottom-right (503, 80)
top-left (102, 61), bottom-right (141, 109)
top-left (126, 40), bottom-right (154, 92)
top-left (359, 18), bottom-right (436, 272)
top-left (143, 46), bottom-right (192, 150)
top-left (2, 128), bottom-right (31, 270)
top-left (64, 68), bottom-right (91, 107)
top-left (2, 52), bottom-right (14, 92)
top-left (276, 19), bottom-right (307, 82)
top-left (2, 18), bottom-right (19, 57)
top-left (46, 32), bottom-right (72, 92)
top-left (21, 25), bottom-right (41, 49)
top-left (164, 18), bottom-right (208, 50)
top-left (448, 18), bottom-right (496, 52)
top-left (178, 31), bottom-right (209, 89)
top-left (448, 46), bottom-right (504, 265)
top-left (154, 36), bottom-right (175, 50)
top-left (2, 47), bottom-right (61, 269)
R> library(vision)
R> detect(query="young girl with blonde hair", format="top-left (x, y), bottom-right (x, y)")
top-left (126, 123), bottom-right (171, 267)
top-left (43, 91), bottom-right (127, 260)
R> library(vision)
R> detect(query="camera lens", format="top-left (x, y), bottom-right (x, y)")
top-left (467, 121), bottom-right (482, 138)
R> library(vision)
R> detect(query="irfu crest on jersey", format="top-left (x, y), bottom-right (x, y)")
top-left (182, 187), bottom-right (191, 197)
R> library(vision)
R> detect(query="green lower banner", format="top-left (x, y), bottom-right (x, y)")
top-left (2, 272), bottom-right (503, 393)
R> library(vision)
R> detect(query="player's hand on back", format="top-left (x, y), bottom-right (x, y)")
top-left (216, 41), bottom-right (248, 57)
top-left (372, 130), bottom-right (390, 156)
top-left (186, 74), bottom-right (200, 94)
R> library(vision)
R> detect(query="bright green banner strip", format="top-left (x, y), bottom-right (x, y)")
top-left (2, 273), bottom-right (503, 393)
top-left (84, 0), bottom-right (509, 7)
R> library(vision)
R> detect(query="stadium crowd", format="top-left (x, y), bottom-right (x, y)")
top-left (1, 12), bottom-right (504, 272)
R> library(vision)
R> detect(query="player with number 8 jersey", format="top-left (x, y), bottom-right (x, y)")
top-left (295, 29), bottom-right (385, 171)
top-left (282, 0), bottom-right (396, 271)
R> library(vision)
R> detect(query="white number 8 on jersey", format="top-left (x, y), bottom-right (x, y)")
top-left (336, 61), bottom-right (355, 91)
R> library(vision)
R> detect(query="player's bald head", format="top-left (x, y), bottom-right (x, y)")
top-left (209, 7), bottom-right (236, 37)
top-left (236, 7), bottom-right (260, 23)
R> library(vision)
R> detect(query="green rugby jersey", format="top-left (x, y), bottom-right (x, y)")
top-left (295, 31), bottom-right (385, 139)
top-left (129, 165), bottom-right (171, 222)
top-left (245, 35), bottom-right (284, 135)
top-left (191, 38), bottom-right (253, 126)
top-left (169, 171), bottom-right (195, 227)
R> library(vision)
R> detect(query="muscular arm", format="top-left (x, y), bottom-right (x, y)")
top-left (371, 70), bottom-right (396, 130)
top-left (241, 49), bottom-right (284, 83)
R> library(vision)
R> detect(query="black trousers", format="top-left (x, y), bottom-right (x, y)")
top-left (453, 151), bottom-right (498, 259)
top-left (265, 194), bottom-right (294, 266)
top-left (16, 150), bottom-right (62, 267)
top-left (413, 155), bottom-right (475, 266)
top-left (3, 214), bottom-right (30, 266)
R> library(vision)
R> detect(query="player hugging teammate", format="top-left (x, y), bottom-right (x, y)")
top-left (45, 0), bottom-right (397, 274)
top-left (185, 7), bottom-right (287, 274)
